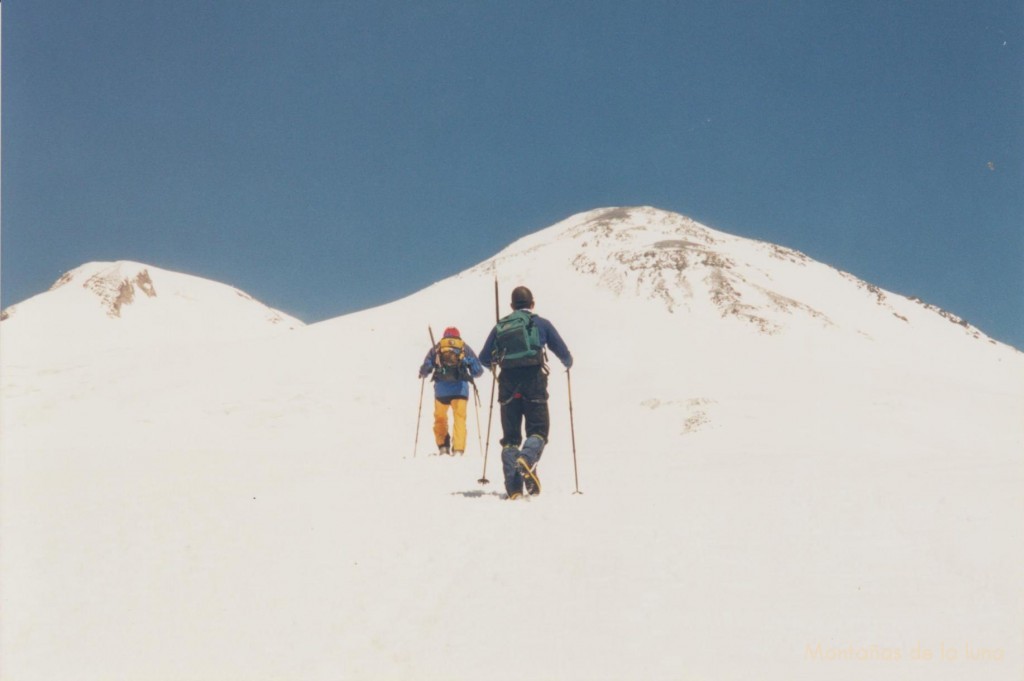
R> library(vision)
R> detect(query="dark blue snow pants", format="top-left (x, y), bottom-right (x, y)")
top-left (497, 366), bottom-right (549, 496)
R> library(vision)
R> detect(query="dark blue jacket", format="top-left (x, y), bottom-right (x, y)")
top-left (479, 313), bottom-right (573, 370)
top-left (419, 342), bottom-right (485, 400)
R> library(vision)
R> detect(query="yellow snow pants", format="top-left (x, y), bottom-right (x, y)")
top-left (434, 398), bottom-right (469, 452)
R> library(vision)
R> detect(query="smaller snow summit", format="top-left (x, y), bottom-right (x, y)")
top-left (0, 261), bottom-right (304, 359)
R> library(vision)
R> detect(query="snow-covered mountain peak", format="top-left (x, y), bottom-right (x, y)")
top-left (476, 206), bottom-right (1000, 347)
top-left (562, 206), bottom-right (842, 330)
top-left (494, 206), bottom-right (734, 256)
top-left (1, 261), bottom-right (303, 358)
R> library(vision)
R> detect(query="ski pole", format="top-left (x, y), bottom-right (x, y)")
top-left (493, 274), bottom-right (500, 321)
top-left (413, 375), bottom-right (426, 458)
top-left (567, 368), bottom-right (582, 494)
top-left (479, 368), bottom-right (495, 485)
top-left (471, 381), bottom-right (484, 460)
top-left (416, 325), bottom-right (437, 459)
top-left (479, 274), bottom-right (501, 485)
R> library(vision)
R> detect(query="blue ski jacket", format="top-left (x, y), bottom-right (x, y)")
top-left (419, 343), bottom-right (485, 401)
top-left (478, 313), bottom-right (573, 370)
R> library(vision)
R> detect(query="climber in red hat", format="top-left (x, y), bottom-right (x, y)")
top-left (418, 326), bottom-right (484, 455)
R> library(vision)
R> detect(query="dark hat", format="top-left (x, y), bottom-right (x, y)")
top-left (443, 326), bottom-right (460, 338)
top-left (511, 286), bottom-right (534, 309)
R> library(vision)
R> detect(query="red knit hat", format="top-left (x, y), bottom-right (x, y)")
top-left (443, 327), bottom-right (460, 338)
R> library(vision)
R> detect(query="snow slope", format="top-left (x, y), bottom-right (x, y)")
top-left (1, 207), bottom-right (1021, 681)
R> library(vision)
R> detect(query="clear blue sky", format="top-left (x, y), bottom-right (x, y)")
top-left (3, 1), bottom-right (1022, 348)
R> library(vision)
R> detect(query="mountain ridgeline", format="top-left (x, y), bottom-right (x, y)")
top-left (0, 207), bottom-right (1010, 361)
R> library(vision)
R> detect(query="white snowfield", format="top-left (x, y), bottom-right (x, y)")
top-left (1, 207), bottom-right (1021, 681)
